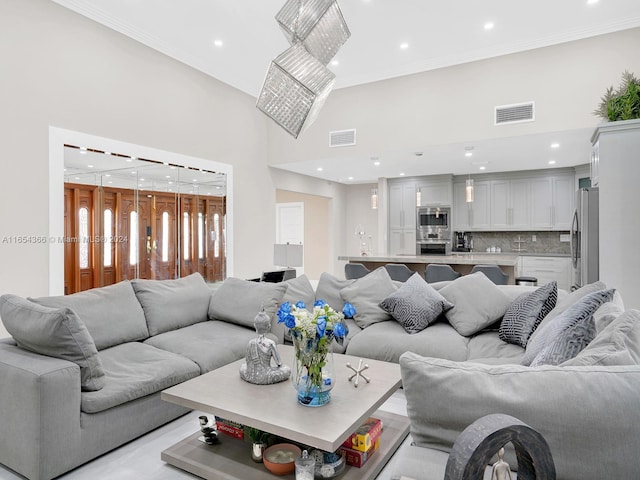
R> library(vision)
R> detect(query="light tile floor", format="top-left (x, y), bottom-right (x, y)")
top-left (0, 390), bottom-right (408, 480)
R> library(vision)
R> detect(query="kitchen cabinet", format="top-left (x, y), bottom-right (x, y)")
top-left (518, 256), bottom-right (571, 291)
top-left (530, 175), bottom-right (574, 230)
top-left (388, 181), bottom-right (417, 255)
top-left (417, 177), bottom-right (452, 206)
top-left (389, 229), bottom-right (417, 256)
top-left (490, 179), bottom-right (530, 229)
top-left (452, 180), bottom-right (490, 230)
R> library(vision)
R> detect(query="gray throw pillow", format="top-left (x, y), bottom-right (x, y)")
top-left (208, 277), bottom-right (287, 329)
top-left (527, 281), bottom-right (606, 348)
top-left (499, 281), bottom-right (558, 348)
top-left (281, 274), bottom-right (316, 308)
top-left (380, 273), bottom-right (454, 334)
top-left (562, 309), bottom-right (640, 367)
top-left (315, 272), bottom-right (354, 312)
top-left (339, 267), bottom-right (397, 329)
top-left (0, 294), bottom-right (105, 391)
top-left (525, 288), bottom-right (616, 366)
top-left (439, 272), bottom-right (512, 337)
top-left (30, 280), bottom-right (149, 350)
top-left (132, 273), bottom-right (211, 336)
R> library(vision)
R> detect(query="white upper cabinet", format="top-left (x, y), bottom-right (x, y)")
top-left (388, 181), bottom-right (417, 230)
top-left (531, 175), bottom-right (574, 230)
top-left (417, 177), bottom-right (453, 206)
top-left (453, 180), bottom-right (490, 230)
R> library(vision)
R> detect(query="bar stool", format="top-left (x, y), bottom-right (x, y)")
top-left (384, 264), bottom-right (414, 282)
top-left (425, 264), bottom-right (462, 283)
top-left (345, 263), bottom-right (370, 280)
top-left (515, 276), bottom-right (538, 286)
top-left (470, 265), bottom-right (510, 285)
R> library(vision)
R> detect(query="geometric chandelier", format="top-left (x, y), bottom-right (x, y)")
top-left (256, 0), bottom-right (350, 139)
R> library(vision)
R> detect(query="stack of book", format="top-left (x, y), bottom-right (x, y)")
top-left (338, 417), bottom-right (383, 468)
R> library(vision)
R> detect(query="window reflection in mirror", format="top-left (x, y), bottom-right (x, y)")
top-left (63, 144), bottom-right (226, 294)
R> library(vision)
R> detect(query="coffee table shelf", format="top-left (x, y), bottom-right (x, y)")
top-left (162, 409), bottom-right (409, 480)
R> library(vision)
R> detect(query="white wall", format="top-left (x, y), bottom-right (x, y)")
top-left (0, 0), bottom-right (274, 337)
top-left (266, 28), bottom-right (640, 166)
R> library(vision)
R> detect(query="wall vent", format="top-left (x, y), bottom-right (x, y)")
top-left (494, 101), bottom-right (535, 125)
top-left (329, 129), bottom-right (356, 147)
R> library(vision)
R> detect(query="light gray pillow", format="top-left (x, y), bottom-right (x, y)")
top-left (380, 273), bottom-right (454, 334)
top-left (0, 294), bottom-right (105, 391)
top-left (339, 267), bottom-right (397, 329)
top-left (281, 274), bottom-right (316, 308)
top-left (527, 281), bottom-right (606, 347)
top-left (132, 273), bottom-right (211, 336)
top-left (525, 288), bottom-right (616, 366)
top-left (30, 280), bottom-right (149, 350)
top-left (499, 281), bottom-right (558, 348)
top-left (399, 351), bottom-right (640, 480)
top-left (315, 272), bottom-right (354, 312)
top-left (592, 290), bottom-right (625, 333)
top-left (562, 309), bottom-right (640, 367)
top-left (439, 272), bottom-right (512, 336)
top-left (208, 277), bottom-right (287, 329)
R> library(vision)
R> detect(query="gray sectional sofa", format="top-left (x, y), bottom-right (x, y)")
top-left (0, 273), bottom-right (289, 480)
top-left (0, 267), bottom-right (637, 480)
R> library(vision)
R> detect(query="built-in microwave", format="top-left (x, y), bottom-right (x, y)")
top-left (417, 206), bottom-right (451, 241)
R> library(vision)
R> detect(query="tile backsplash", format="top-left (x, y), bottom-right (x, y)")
top-left (461, 231), bottom-right (571, 255)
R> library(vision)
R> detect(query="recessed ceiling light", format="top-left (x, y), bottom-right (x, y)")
top-left (105, 174), bottom-right (111, 177)
top-left (374, 161), bottom-right (381, 166)
top-left (104, 151), bottom-right (111, 156)
top-left (399, 172), bottom-right (405, 176)
top-left (548, 160), bottom-right (557, 165)
top-left (399, 42), bottom-right (409, 50)
top-left (87, 164), bottom-right (94, 168)
top-left (465, 152), bottom-right (473, 157)
top-left (587, 0), bottom-right (599, 4)
top-left (130, 171), bottom-right (136, 175)
top-left (331, 60), bottom-right (339, 67)
top-left (479, 166), bottom-right (487, 171)
top-left (348, 176), bottom-right (354, 180)
top-left (213, 39), bottom-right (223, 48)
top-left (484, 22), bottom-right (494, 30)
top-left (193, 179), bottom-right (198, 182)
top-left (140, 178), bottom-right (145, 181)
top-left (550, 142), bottom-right (560, 149)
top-left (317, 167), bottom-right (323, 172)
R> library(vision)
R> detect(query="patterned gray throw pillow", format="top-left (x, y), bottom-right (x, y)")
top-left (525, 288), bottom-right (616, 366)
top-left (380, 273), bottom-right (454, 334)
top-left (499, 281), bottom-right (558, 348)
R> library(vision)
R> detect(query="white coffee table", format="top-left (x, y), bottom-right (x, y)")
top-left (161, 344), bottom-right (410, 480)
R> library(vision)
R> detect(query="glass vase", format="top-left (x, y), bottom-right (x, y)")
top-left (292, 335), bottom-right (334, 407)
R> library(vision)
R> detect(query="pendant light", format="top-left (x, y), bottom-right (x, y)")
top-left (465, 177), bottom-right (474, 203)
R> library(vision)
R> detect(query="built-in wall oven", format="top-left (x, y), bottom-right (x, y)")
top-left (416, 206), bottom-right (451, 255)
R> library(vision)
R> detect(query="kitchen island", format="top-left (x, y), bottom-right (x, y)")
top-left (338, 253), bottom-right (520, 284)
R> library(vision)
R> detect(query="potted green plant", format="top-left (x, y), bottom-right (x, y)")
top-left (247, 427), bottom-right (271, 463)
top-left (594, 70), bottom-right (640, 121)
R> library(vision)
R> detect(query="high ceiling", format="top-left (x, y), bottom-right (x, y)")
top-left (53, 0), bottom-right (640, 182)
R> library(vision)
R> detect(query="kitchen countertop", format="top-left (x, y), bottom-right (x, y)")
top-left (452, 251), bottom-right (571, 258)
top-left (338, 254), bottom-right (521, 266)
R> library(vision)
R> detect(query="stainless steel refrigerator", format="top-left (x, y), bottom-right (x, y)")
top-left (571, 187), bottom-right (599, 289)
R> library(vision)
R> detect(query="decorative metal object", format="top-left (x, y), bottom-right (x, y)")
top-left (276, 0), bottom-right (351, 65)
top-left (239, 309), bottom-right (291, 385)
top-left (256, 43), bottom-right (335, 139)
top-left (346, 359), bottom-right (370, 388)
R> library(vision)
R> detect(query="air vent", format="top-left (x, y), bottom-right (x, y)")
top-left (329, 129), bottom-right (356, 147)
top-left (495, 101), bottom-right (535, 125)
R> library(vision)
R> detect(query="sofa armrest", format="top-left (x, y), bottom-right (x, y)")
top-left (400, 352), bottom-right (640, 480)
top-left (0, 343), bottom-right (82, 480)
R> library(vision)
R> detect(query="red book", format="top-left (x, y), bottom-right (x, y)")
top-left (339, 438), bottom-right (380, 467)
top-left (214, 416), bottom-right (244, 440)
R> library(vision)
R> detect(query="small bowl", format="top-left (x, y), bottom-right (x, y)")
top-left (263, 443), bottom-right (301, 476)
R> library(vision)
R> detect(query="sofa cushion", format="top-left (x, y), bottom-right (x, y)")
top-left (281, 274), bottom-right (316, 308)
top-left (0, 294), bottom-right (105, 391)
top-left (439, 272), bottom-right (512, 336)
top-left (30, 280), bottom-right (149, 350)
top-left (346, 321), bottom-right (470, 363)
top-left (379, 273), bottom-right (454, 334)
top-left (208, 277), bottom-right (287, 329)
top-left (498, 281), bottom-right (558, 348)
top-left (399, 351), bottom-right (640, 480)
top-left (561, 309), bottom-right (640, 367)
top-left (144, 321), bottom-right (257, 373)
top-left (592, 290), bottom-right (625, 333)
top-left (132, 273), bottom-right (211, 336)
top-left (315, 272), bottom-right (354, 312)
top-left (81, 342), bottom-right (199, 414)
top-left (524, 288), bottom-right (615, 366)
top-left (339, 267), bottom-right (397, 329)
top-left (466, 331), bottom-right (525, 363)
